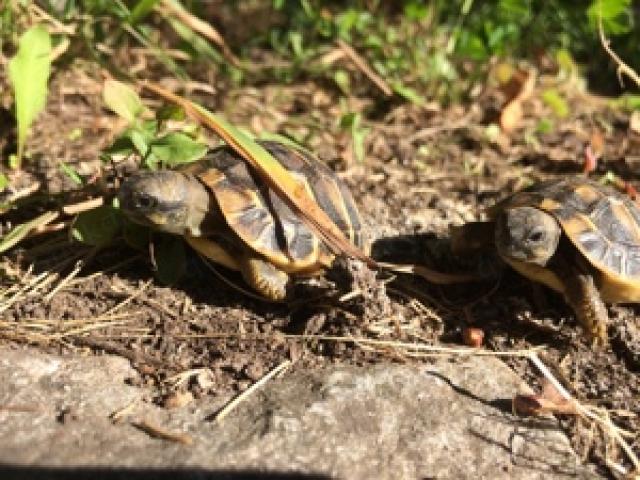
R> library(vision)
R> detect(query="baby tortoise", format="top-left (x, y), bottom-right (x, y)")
top-left (119, 140), bottom-right (363, 300)
top-left (452, 177), bottom-right (640, 344)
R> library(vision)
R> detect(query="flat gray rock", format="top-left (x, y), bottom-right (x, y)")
top-left (0, 345), bottom-right (599, 479)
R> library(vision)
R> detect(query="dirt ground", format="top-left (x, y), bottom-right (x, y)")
top-left (1, 61), bottom-right (639, 477)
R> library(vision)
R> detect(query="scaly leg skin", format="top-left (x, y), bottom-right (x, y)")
top-left (562, 271), bottom-right (608, 347)
top-left (239, 255), bottom-right (290, 301)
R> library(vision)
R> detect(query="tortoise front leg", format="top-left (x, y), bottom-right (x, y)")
top-left (450, 221), bottom-right (495, 256)
top-left (239, 254), bottom-right (290, 301)
top-left (562, 270), bottom-right (608, 346)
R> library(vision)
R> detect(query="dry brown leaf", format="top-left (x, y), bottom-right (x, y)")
top-left (499, 69), bottom-right (536, 133)
top-left (513, 379), bottom-right (579, 416)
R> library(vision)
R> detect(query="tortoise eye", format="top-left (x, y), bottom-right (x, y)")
top-left (135, 193), bottom-right (157, 209)
top-left (528, 228), bottom-right (545, 243)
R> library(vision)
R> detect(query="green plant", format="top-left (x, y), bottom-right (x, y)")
top-left (8, 25), bottom-right (52, 168)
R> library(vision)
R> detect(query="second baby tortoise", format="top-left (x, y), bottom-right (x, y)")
top-left (118, 140), bottom-right (363, 300)
top-left (452, 177), bottom-right (640, 344)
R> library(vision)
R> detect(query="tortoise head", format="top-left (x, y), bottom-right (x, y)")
top-left (118, 171), bottom-right (210, 236)
top-left (495, 206), bottom-right (561, 267)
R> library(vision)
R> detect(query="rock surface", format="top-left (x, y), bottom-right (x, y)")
top-left (0, 345), bottom-right (599, 479)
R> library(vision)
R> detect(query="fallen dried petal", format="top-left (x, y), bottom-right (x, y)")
top-left (462, 327), bottom-right (484, 348)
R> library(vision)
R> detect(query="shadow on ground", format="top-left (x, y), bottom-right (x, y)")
top-left (0, 466), bottom-right (333, 480)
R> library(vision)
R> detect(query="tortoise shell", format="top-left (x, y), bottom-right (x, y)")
top-left (492, 177), bottom-right (640, 301)
top-left (182, 140), bottom-right (363, 272)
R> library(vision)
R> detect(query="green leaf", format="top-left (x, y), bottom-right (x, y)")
top-left (150, 132), bottom-right (208, 166)
top-left (587, 0), bottom-right (632, 34)
top-left (542, 89), bottom-right (569, 118)
top-left (8, 25), bottom-right (52, 168)
top-left (391, 82), bottom-right (426, 105)
top-left (340, 112), bottom-right (369, 163)
top-left (59, 162), bottom-right (83, 185)
top-left (0, 173), bottom-right (9, 191)
top-left (536, 118), bottom-right (554, 134)
top-left (610, 94), bottom-right (640, 111)
top-left (333, 69), bottom-right (351, 95)
top-left (154, 234), bottom-right (186, 285)
top-left (72, 206), bottom-right (121, 247)
top-left (128, 0), bottom-right (161, 24)
top-left (103, 80), bottom-right (145, 124)
top-left (129, 129), bottom-right (151, 156)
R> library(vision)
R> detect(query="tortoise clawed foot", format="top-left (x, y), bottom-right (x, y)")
top-left (240, 256), bottom-right (290, 301)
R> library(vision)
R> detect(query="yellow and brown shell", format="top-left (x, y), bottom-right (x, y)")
top-left (493, 177), bottom-right (640, 301)
top-left (183, 140), bottom-right (363, 273)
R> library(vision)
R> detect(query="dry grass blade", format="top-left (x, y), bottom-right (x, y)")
top-left (0, 211), bottom-right (59, 254)
top-left (158, 0), bottom-right (241, 68)
top-left (214, 360), bottom-right (291, 423)
top-left (62, 197), bottom-right (104, 215)
top-left (336, 39), bottom-right (392, 96)
top-left (0, 271), bottom-right (56, 314)
top-left (0, 312), bottom-right (139, 343)
top-left (141, 81), bottom-right (375, 267)
top-left (378, 262), bottom-right (481, 284)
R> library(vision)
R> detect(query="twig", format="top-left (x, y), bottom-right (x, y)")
top-left (597, 7), bottom-right (640, 88)
top-left (214, 360), bottom-right (292, 423)
top-left (336, 39), bottom-right (393, 96)
top-left (132, 418), bottom-right (193, 445)
top-left (378, 262), bottom-right (481, 284)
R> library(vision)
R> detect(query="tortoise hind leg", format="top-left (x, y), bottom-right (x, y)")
top-left (239, 255), bottom-right (290, 301)
top-left (562, 271), bottom-right (608, 346)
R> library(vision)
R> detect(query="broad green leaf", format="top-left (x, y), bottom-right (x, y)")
top-left (150, 132), bottom-right (208, 166)
top-left (0, 211), bottom-right (58, 254)
top-left (154, 234), bottom-right (186, 285)
top-left (103, 80), bottom-right (145, 124)
top-left (129, 129), bottom-right (151, 156)
top-left (72, 206), bottom-right (121, 247)
top-left (8, 25), bottom-right (52, 167)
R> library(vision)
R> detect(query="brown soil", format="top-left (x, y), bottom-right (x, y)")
top-left (1, 64), bottom-right (639, 477)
